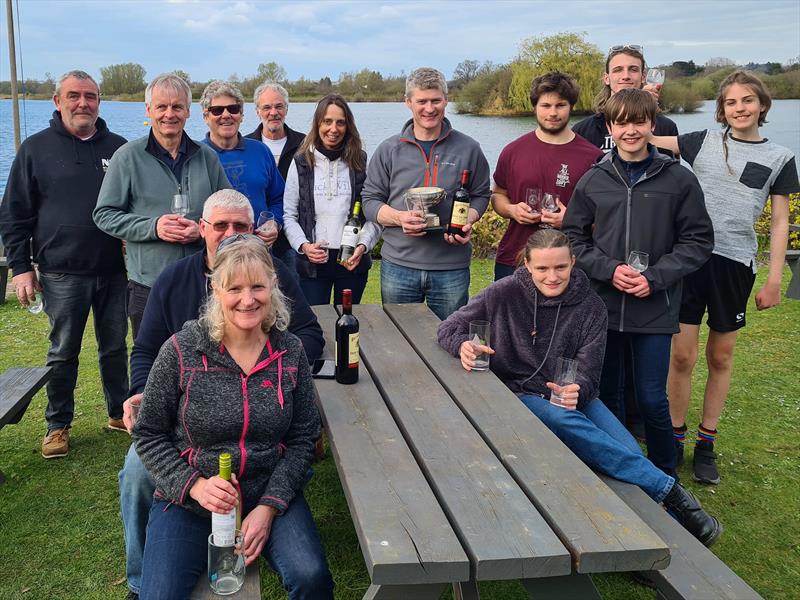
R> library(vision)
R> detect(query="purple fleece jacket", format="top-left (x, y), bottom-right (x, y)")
top-left (437, 267), bottom-right (608, 410)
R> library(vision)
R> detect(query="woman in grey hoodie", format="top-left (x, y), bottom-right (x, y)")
top-left (437, 229), bottom-right (721, 547)
top-left (133, 235), bottom-right (333, 599)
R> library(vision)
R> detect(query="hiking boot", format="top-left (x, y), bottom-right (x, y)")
top-left (42, 427), bottom-right (70, 459)
top-left (108, 417), bottom-right (127, 432)
top-left (663, 482), bottom-right (722, 547)
top-left (675, 441), bottom-right (685, 467)
top-left (693, 440), bottom-right (720, 484)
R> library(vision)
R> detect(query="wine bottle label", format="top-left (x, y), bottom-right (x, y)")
top-left (212, 510), bottom-right (237, 546)
top-left (340, 225), bottom-right (359, 248)
top-left (450, 201), bottom-right (469, 227)
top-left (348, 332), bottom-right (360, 367)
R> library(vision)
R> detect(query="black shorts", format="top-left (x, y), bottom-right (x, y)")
top-left (679, 254), bottom-right (756, 332)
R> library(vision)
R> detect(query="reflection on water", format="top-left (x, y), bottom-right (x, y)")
top-left (2, 99), bottom-right (799, 196)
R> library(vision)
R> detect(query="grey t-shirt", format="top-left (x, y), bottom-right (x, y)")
top-left (678, 129), bottom-right (798, 271)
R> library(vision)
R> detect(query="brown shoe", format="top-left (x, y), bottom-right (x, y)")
top-left (107, 417), bottom-right (127, 432)
top-left (42, 428), bottom-right (70, 459)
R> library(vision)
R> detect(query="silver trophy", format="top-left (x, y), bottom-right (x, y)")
top-left (404, 186), bottom-right (446, 232)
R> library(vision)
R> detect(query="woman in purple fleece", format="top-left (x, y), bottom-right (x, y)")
top-left (437, 229), bottom-right (721, 547)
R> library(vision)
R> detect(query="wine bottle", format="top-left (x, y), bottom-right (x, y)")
top-left (447, 170), bottom-right (471, 236)
top-left (337, 200), bottom-right (362, 266)
top-left (211, 452), bottom-right (237, 546)
top-left (335, 289), bottom-right (359, 384)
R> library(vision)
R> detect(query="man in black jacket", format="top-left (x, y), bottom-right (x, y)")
top-left (0, 70), bottom-right (129, 459)
top-left (245, 81), bottom-right (306, 276)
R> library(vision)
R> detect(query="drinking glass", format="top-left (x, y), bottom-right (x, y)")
top-left (130, 396), bottom-right (142, 424)
top-left (208, 529), bottom-right (245, 595)
top-left (256, 211), bottom-right (278, 236)
top-left (549, 357), bottom-right (578, 407)
top-left (646, 68), bottom-right (666, 86)
top-left (525, 187), bottom-right (541, 214)
top-left (27, 294), bottom-right (44, 315)
top-left (468, 320), bottom-right (491, 371)
top-left (172, 193), bottom-right (189, 217)
top-left (627, 250), bottom-right (650, 273)
top-left (540, 193), bottom-right (558, 229)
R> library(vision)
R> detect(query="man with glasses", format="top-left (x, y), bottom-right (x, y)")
top-left (0, 70), bottom-right (129, 458)
top-left (573, 44), bottom-right (678, 153)
top-left (246, 81), bottom-right (306, 274)
top-left (118, 189), bottom-right (323, 600)
top-left (94, 73), bottom-right (230, 339)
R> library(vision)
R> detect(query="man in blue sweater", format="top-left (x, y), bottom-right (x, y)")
top-left (117, 190), bottom-right (324, 599)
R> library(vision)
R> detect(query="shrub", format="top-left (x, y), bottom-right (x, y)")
top-left (755, 192), bottom-right (800, 252)
top-left (470, 206), bottom-right (507, 258)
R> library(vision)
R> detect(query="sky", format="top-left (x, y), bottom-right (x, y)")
top-left (2, 0), bottom-right (799, 83)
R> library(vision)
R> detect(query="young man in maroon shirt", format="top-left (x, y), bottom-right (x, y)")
top-left (491, 71), bottom-right (602, 280)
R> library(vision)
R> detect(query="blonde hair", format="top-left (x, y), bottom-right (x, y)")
top-left (200, 236), bottom-right (290, 342)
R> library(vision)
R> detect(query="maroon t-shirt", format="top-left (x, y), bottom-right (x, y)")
top-left (493, 132), bottom-right (602, 266)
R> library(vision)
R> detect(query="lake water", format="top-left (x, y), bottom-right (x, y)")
top-left (1, 98), bottom-right (798, 196)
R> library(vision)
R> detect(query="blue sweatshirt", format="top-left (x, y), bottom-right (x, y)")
top-left (129, 249), bottom-right (324, 394)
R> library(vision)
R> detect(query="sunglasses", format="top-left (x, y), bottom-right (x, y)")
top-left (206, 104), bottom-right (242, 116)
top-left (201, 218), bottom-right (251, 233)
top-left (609, 44), bottom-right (643, 54)
top-left (216, 233), bottom-right (265, 253)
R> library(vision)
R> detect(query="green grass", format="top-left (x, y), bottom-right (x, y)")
top-left (1, 260), bottom-right (798, 599)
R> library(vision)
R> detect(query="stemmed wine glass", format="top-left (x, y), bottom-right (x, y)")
top-left (627, 250), bottom-right (649, 273)
top-left (539, 193), bottom-right (558, 229)
top-left (646, 68), bottom-right (665, 87)
top-left (256, 211), bottom-right (278, 236)
top-left (525, 187), bottom-right (541, 215)
top-left (172, 193), bottom-right (189, 217)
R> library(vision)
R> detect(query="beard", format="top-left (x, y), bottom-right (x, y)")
top-left (536, 117), bottom-right (569, 134)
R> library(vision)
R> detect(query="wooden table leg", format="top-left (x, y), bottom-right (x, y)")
top-left (453, 579), bottom-right (480, 599)
top-left (364, 583), bottom-right (447, 599)
top-left (520, 573), bottom-right (601, 600)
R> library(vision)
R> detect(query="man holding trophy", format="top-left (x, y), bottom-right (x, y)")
top-left (362, 67), bottom-right (491, 320)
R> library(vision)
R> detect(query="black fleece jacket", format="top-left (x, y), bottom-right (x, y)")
top-left (0, 111), bottom-right (127, 275)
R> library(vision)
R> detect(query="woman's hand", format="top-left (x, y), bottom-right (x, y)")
top-left (189, 476), bottom-right (237, 514)
top-left (545, 382), bottom-right (580, 410)
top-left (342, 244), bottom-right (366, 271)
top-left (241, 505), bottom-right (278, 566)
top-left (300, 242), bottom-right (329, 264)
top-left (459, 340), bottom-right (494, 371)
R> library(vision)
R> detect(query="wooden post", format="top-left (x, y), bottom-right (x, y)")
top-left (6, 0), bottom-right (21, 152)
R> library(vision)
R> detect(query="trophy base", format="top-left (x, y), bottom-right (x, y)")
top-left (423, 225), bottom-right (444, 233)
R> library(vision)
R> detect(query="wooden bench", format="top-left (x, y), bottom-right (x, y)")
top-left (313, 304), bottom-right (671, 598)
top-left (786, 224), bottom-right (800, 300)
top-left (0, 367), bottom-right (51, 484)
top-left (190, 566), bottom-right (260, 600)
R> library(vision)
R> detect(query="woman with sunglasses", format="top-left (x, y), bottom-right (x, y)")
top-left (200, 81), bottom-right (285, 248)
top-left (283, 94), bottom-right (381, 305)
top-left (133, 235), bottom-right (334, 599)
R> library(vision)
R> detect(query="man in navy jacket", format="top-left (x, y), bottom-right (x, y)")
top-left (118, 189), bottom-right (323, 599)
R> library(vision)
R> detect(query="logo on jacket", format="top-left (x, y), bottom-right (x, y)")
top-left (556, 164), bottom-right (570, 188)
top-left (101, 158), bottom-right (110, 172)
top-left (261, 379), bottom-right (274, 388)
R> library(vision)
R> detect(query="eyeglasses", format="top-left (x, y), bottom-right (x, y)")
top-left (201, 218), bottom-right (251, 233)
top-left (258, 103), bottom-right (287, 113)
top-left (608, 44), bottom-right (643, 54)
top-left (206, 104), bottom-right (242, 116)
top-left (216, 233), bottom-right (263, 252)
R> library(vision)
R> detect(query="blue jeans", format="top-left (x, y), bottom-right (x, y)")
top-left (519, 395), bottom-right (674, 502)
top-left (494, 262), bottom-right (516, 281)
top-left (39, 271), bottom-right (128, 430)
top-left (380, 259), bottom-right (469, 321)
top-left (140, 496), bottom-right (334, 600)
top-left (600, 332), bottom-right (676, 477)
top-left (299, 254), bottom-right (369, 306)
top-left (119, 445), bottom-right (154, 594)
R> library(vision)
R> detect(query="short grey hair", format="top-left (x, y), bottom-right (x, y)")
top-left (55, 70), bottom-right (100, 96)
top-left (145, 73), bottom-right (191, 105)
top-left (200, 236), bottom-right (290, 342)
top-left (253, 81), bottom-right (289, 107)
top-left (405, 67), bottom-right (448, 97)
top-left (200, 80), bottom-right (245, 111)
top-left (202, 189), bottom-right (254, 223)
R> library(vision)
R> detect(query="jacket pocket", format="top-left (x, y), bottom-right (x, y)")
top-left (739, 162), bottom-right (771, 190)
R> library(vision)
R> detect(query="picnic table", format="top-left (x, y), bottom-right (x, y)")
top-left (312, 303), bottom-right (671, 599)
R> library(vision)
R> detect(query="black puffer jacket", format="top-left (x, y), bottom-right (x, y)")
top-left (563, 148), bottom-right (714, 334)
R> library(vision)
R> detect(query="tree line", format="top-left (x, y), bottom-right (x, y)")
top-left (2, 32), bottom-right (799, 114)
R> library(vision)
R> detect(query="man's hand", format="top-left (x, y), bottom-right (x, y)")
top-left (122, 393), bottom-right (143, 433)
top-left (509, 202), bottom-right (541, 225)
top-left (157, 215), bottom-right (200, 243)
top-left (755, 281), bottom-right (781, 310)
top-left (459, 340), bottom-right (495, 371)
top-left (241, 504), bottom-right (277, 566)
top-left (545, 382), bottom-right (580, 410)
top-left (444, 221), bottom-right (474, 245)
top-left (398, 210), bottom-right (427, 236)
top-left (189, 475), bottom-right (238, 514)
top-left (342, 245), bottom-right (366, 271)
top-left (255, 225), bottom-right (278, 247)
top-left (12, 271), bottom-right (41, 307)
top-left (611, 264), bottom-right (639, 292)
top-left (540, 197), bottom-right (567, 229)
top-left (175, 217), bottom-right (200, 243)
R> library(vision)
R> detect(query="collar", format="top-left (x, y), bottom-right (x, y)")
top-left (204, 132), bottom-right (246, 151)
top-left (147, 130), bottom-right (189, 159)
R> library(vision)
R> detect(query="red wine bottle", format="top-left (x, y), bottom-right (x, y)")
top-left (335, 289), bottom-right (359, 384)
top-left (447, 170), bottom-right (471, 236)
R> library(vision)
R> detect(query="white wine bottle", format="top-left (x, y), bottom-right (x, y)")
top-left (211, 452), bottom-right (237, 546)
top-left (337, 200), bottom-right (363, 265)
